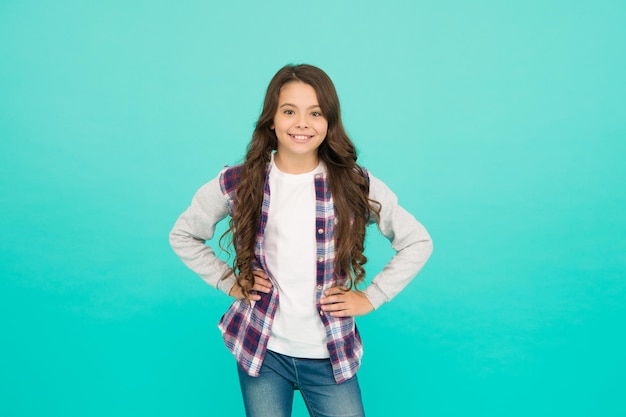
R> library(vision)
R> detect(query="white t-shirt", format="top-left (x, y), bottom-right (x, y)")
top-left (264, 156), bottom-right (329, 358)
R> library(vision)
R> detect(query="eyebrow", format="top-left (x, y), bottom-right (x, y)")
top-left (279, 103), bottom-right (322, 109)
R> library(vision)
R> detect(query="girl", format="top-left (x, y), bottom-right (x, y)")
top-left (169, 64), bottom-right (433, 417)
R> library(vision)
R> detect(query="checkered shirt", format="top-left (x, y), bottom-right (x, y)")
top-left (217, 163), bottom-right (364, 384)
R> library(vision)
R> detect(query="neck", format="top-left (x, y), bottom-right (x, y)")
top-left (274, 152), bottom-right (319, 174)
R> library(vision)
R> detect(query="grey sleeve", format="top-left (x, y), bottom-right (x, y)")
top-left (363, 174), bottom-right (434, 309)
top-left (168, 176), bottom-right (237, 296)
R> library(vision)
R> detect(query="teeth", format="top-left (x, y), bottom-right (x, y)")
top-left (292, 135), bottom-right (310, 140)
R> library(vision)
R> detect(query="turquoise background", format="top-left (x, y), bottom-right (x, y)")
top-left (1, 0), bottom-right (625, 416)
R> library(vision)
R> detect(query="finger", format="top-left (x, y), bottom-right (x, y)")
top-left (329, 310), bottom-right (353, 318)
top-left (252, 269), bottom-right (268, 279)
top-left (321, 291), bottom-right (344, 302)
top-left (255, 276), bottom-right (272, 286)
top-left (329, 310), bottom-right (350, 317)
top-left (231, 285), bottom-right (261, 301)
top-left (253, 284), bottom-right (272, 293)
top-left (320, 294), bottom-right (346, 305)
top-left (328, 294), bottom-right (373, 318)
top-left (324, 287), bottom-right (348, 297)
top-left (248, 293), bottom-right (262, 301)
top-left (327, 301), bottom-right (363, 317)
top-left (322, 302), bottom-right (348, 312)
top-left (254, 279), bottom-right (272, 292)
top-left (252, 271), bottom-right (270, 282)
top-left (321, 288), bottom-right (351, 304)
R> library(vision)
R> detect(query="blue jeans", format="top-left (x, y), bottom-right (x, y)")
top-left (237, 350), bottom-right (366, 417)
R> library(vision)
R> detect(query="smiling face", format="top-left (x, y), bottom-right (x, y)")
top-left (271, 81), bottom-right (328, 174)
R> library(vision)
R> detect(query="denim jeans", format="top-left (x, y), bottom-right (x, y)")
top-left (237, 350), bottom-right (366, 417)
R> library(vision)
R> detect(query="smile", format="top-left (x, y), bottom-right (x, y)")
top-left (289, 134), bottom-right (314, 142)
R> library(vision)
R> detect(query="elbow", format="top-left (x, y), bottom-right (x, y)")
top-left (169, 226), bottom-right (186, 254)
top-left (425, 240), bottom-right (434, 261)
top-left (168, 230), bottom-right (179, 254)
top-left (421, 234), bottom-right (434, 260)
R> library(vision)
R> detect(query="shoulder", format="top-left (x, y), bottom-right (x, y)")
top-left (347, 164), bottom-right (370, 186)
top-left (354, 164), bottom-right (370, 180)
top-left (219, 163), bottom-right (245, 194)
top-left (366, 170), bottom-right (398, 203)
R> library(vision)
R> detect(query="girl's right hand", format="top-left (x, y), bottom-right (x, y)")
top-left (228, 270), bottom-right (273, 301)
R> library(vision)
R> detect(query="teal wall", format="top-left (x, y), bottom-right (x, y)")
top-left (1, 1), bottom-right (624, 416)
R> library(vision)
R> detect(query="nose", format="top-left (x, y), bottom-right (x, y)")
top-left (295, 114), bottom-right (309, 129)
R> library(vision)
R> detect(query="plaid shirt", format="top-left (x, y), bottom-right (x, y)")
top-left (217, 163), bottom-right (363, 384)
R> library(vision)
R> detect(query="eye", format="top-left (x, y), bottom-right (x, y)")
top-left (283, 109), bottom-right (295, 115)
top-left (311, 111), bottom-right (323, 117)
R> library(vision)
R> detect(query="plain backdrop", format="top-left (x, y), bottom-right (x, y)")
top-left (1, 1), bottom-right (625, 416)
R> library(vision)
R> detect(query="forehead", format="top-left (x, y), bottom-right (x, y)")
top-left (278, 81), bottom-right (319, 105)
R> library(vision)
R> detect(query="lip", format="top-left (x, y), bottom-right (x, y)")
top-left (289, 133), bottom-right (314, 143)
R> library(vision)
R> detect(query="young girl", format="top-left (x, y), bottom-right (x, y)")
top-left (169, 64), bottom-right (433, 417)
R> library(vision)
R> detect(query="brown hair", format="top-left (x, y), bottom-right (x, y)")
top-left (223, 64), bottom-right (380, 298)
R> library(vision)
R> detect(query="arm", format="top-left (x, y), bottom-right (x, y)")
top-left (320, 173), bottom-right (433, 316)
top-left (168, 176), bottom-right (237, 296)
top-left (363, 174), bottom-right (433, 309)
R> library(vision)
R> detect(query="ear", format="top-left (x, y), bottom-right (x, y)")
top-left (270, 124), bottom-right (274, 130)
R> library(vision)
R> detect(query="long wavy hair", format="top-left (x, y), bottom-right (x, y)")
top-left (222, 64), bottom-right (380, 298)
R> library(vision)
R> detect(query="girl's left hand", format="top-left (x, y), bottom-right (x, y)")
top-left (320, 287), bottom-right (374, 317)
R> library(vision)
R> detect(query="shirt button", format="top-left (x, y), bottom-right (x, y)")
top-left (318, 256), bottom-right (324, 262)
top-left (317, 228), bottom-right (324, 234)
top-left (319, 310), bottom-right (324, 316)
top-left (317, 285), bottom-right (323, 290)
top-left (315, 174), bottom-right (321, 179)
